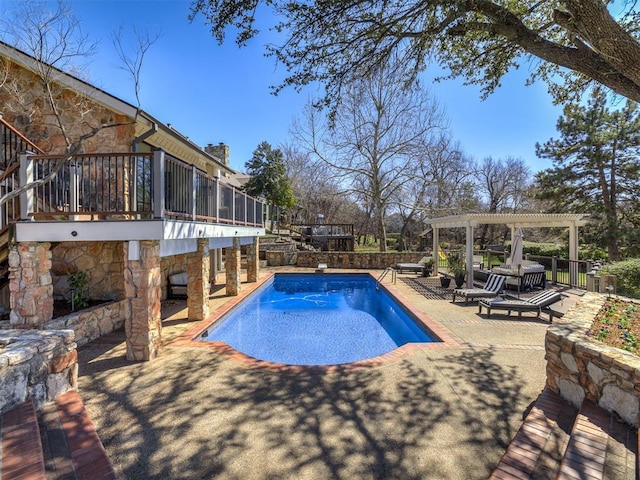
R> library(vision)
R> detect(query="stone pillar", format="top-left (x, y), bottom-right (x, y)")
top-left (225, 237), bottom-right (241, 296)
top-left (187, 238), bottom-right (210, 321)
top-left (247, 237), bottom-right (259, 283)
top-left (124, 240), bottom-right (162, 361)
top-left (9, 242), bottom-right (53, 327)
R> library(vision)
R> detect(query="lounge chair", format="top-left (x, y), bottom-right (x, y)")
top-left (452, 274), bottom-right (506, 304)
top-left (492, 261), bottom-right (546, 291)
top-left (395, 256), bottom-right (432, 274)
top-left (478, 290), bottom-right (563, 322)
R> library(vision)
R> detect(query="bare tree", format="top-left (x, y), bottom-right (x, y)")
top-left (390, 134), bottom-right (476, 251)
top-left (474, 156), bottom-right (532, 246)
top-left (292, 58), bottom-right (447, 252)
top-left (112, 25), bottom-right (162, 108)
top-left (0, 0), bottom-right (158, 204)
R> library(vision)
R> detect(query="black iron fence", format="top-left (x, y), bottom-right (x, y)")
top-left (435, 248), bottom-right (594, 290)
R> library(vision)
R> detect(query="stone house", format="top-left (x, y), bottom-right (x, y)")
top-left (0, 40), bottom-right (264, 363)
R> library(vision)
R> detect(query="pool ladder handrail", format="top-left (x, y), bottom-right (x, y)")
top-left (376, 267), bottom-right (396, 290)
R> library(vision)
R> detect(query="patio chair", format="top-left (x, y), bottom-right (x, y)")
top-left (451, 274), bottom-right (506, 304)
top-left (478, 290), bottom-right (563, 322)
top-left (395, 256), bottom-right (432, 274)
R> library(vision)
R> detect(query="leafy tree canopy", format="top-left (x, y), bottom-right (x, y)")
top-left (190, 1), bottom-right (640, 106)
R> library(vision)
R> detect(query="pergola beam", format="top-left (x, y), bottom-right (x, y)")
top-left (425, 213), bottom-right (590, 288)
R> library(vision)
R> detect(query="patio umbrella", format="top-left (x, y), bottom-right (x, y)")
top-left (510, 228), bottom-right (524, 268)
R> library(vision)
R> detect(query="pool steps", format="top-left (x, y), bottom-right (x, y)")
top-left (0, 391), bottom-right (115, 480)
top-left (490, 387), bottom-right (637, 479)
top-left (376, 266), bottom-right (397, 289)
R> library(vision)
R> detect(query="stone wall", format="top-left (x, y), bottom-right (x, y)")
top-left (0, 329), bottom-right (77, 414)
top-left (266, 250), bottom-right (297, 266)
top-left (546, 292), bottom-right (640, 427)
top-left (52, 242), bottom-right (125, 301)
top-left (45, 300), bottom-right (126, 347)
top-left (296, 252), bottom-right (432, 269)
top-left (9, 242), bottom-right (54, 327)
top-left (0, 59), bottom-right (135, 155)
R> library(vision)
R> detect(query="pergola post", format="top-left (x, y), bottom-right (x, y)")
top-left (432, 227), bottom-right (439, 274)
top-left (569, 222), bottom-right (579, 287)
top-left (465, 224), bottom-right (474, 287)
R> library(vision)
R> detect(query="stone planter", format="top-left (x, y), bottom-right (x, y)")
top-left (545, 292), bottom-right (640, 427)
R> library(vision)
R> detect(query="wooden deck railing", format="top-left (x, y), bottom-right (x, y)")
top-left (0, 118), bottom-right (44, 231)
top-left (16, 150), bottom-right (264, 227)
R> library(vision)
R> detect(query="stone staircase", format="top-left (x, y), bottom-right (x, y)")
top-left (490, 388), bottom-right (638, 479)
top-left (1, 391), bottom-right (115, 480)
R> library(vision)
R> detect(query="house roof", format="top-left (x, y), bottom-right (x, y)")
top-left (424, 213), bottom-right (590, 229)
top-left (0, 40), bottom-right (235, 176)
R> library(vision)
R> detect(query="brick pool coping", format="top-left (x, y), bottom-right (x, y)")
top-left (169, 271), bottom-right (461, 374)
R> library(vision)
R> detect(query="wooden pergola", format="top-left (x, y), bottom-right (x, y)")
top-left (424, 213), bottom-right (591, 287)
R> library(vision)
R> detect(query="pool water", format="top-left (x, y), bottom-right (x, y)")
top-left (199, 273), bottom-right (437, 365)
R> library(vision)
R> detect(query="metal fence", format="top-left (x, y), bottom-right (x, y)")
top-left (17, 150), bottom-right (264, 226)
top-left (436, 249), bottom-right (593, 290)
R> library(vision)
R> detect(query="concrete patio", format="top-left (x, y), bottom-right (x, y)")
top-left (76, 269), bottom-right (584, 479)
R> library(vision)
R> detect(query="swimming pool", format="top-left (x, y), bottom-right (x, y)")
top-left (199, 273), bottom-right (439, 366)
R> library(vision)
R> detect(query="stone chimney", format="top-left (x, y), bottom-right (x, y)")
top-left (205, 142), bottom-right (229, 166)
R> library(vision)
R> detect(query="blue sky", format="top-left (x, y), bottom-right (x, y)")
top-left (35, 0), bottom-right (563, 173)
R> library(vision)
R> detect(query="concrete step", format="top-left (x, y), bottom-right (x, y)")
top-left (1, 391), bottom-right (115, 480)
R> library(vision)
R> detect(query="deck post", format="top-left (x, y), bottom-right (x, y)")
top-left (69, 162), bottom-right (79, 221)
top-left (187, 238), bottom-right (211, 321)
top-left (225, 237), bottom-right (241, 296)
top-left (247, 237), bottom-right (259, 283)
top-left (124, 240), bottom-right (162, 361)
top-left (215, 170), bottom-right (220, 222)
top-left (19, 152), bottom-right (34, 220)
top-left (191, 164), bottom-right (197, 221)
top-left (152, 149), bottom-right (165, 219)
top-left (8, 241), bottom-right (53, 327)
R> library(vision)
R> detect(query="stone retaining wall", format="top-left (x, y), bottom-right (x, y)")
top-left (266, 250), bottom-right (298, 266)
top-left (296, 251), bottom-right (431, 269)
top-left (45, 300), bottom-right (127, 347)
top-left (52, 241), bottom-right (125, 301)
top-left (0, 329), bottom-right (77, 414)
top-left (546, 292), bottom-right (640, 427)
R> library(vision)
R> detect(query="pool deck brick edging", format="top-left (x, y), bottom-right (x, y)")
top-left (0, 390), bottom-right (115, 480)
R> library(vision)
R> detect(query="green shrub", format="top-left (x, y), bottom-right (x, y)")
top-left (67, 270), bottom-right (89, 310)
top-left (579, 244), bottom-right (608, 261)
top-left (600, 259), bottom-right (640, 299)
top-left (522, 242), bottom-right (566, 258)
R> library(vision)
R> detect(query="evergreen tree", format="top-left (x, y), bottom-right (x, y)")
top-left (536, 89), bottom-right (640, 260)
top-left (243, 142), bottom-right (296, 225)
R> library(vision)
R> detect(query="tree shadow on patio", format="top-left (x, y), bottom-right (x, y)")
top-left (77, 342), bottom-right (540, 479)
